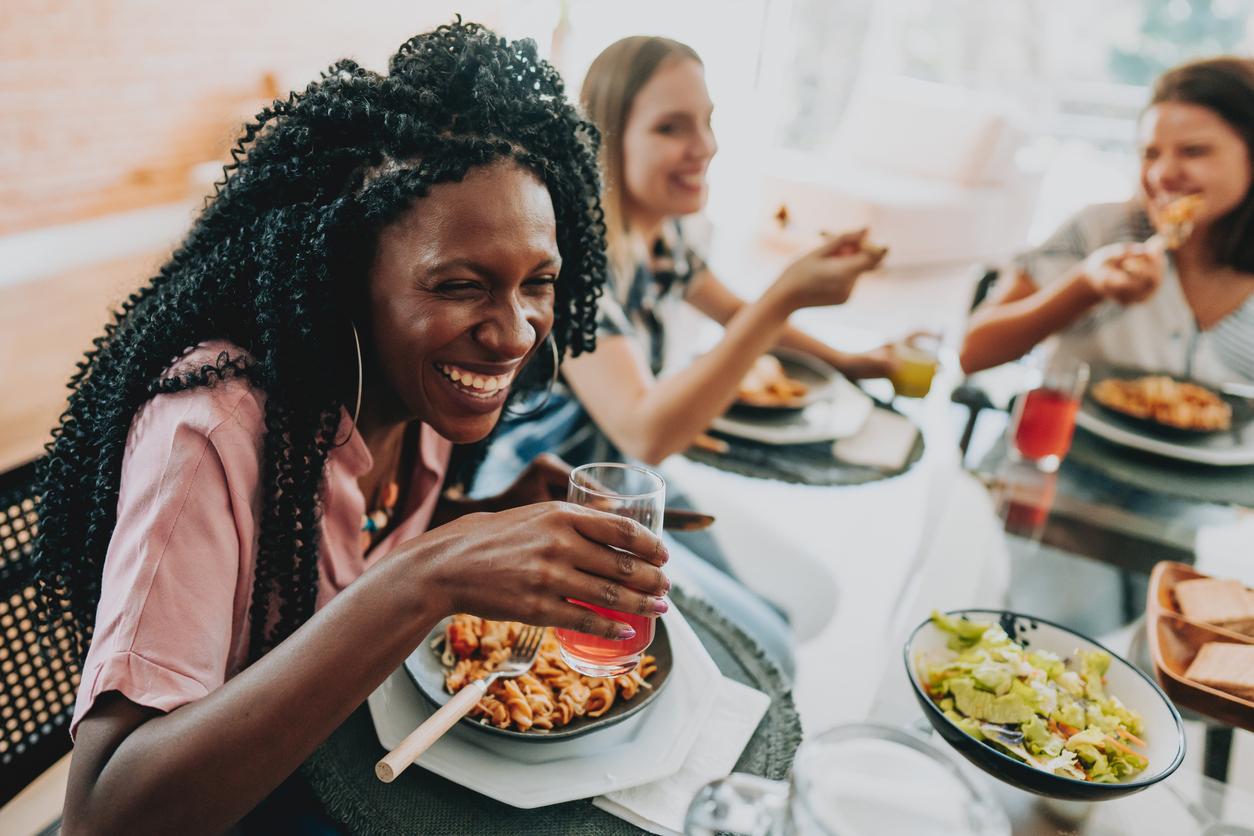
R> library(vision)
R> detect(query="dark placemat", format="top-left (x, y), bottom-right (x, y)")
top-left (1069, 427), bottom-right (1254, 508)
top-left (302, 587), bottom-right (802, 836)
top-left (684, 407), bottom-right (925, 486)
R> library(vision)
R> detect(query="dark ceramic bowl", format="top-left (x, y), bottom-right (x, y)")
top-left (905, 609), bottom-right (1185, 801)
top-left (407, 617), bottom-right (672, 743)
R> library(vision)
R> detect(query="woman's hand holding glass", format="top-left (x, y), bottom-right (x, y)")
top-left (407, 499), bottom-right (670, 642)
top-left (1080, 242), bottom-right (1164, 306)
top-left (770, 229), bottom-right (887, 311)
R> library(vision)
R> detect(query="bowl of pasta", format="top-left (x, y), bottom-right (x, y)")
top-left (405, 614), bottom-right (674, 743)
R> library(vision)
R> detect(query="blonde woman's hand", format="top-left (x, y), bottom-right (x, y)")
top-left (1079, 242), bottom-right (1164, 306)
top-left (770, 229), bottom-right (888, 311)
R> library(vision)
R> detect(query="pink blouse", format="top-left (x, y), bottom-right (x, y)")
top-left (70, 342), bottom-right (452, 738)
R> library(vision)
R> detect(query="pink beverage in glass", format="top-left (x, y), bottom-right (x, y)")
top-left (555, 603), bottom-right (654, 669)
top-left (1013, 387), bottom-right (1080, 467)
top-left (556, 463), bottom-right (664, 677)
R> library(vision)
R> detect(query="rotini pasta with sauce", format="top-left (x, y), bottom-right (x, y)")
top-left (436, 614), bottom-right (658, 732)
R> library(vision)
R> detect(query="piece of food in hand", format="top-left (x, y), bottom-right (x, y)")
top-left (1174, 577), bottom-right (1254, 636)
top-left (737, 354), bottom-right (809, 406)
top-left (1091, 375), bottom-right (1232, 431)
top-left (1158, 194), bottom-right (1204, 249)
top-left (1183, 641), bottom-right (1254, 702)
top-left (827, 230), bottom-right (888, 259)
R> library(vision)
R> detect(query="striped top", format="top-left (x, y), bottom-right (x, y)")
top-left (1012, 201), bottom-right (1254, 383)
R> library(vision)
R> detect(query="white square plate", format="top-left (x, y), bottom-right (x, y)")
top-left (366, 607), bottom-right (722, 809)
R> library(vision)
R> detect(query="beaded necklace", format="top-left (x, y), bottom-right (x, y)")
top-left (359, 431), bottom-right (406, 552)
top-left (359, 480), bottom-right (400, 552)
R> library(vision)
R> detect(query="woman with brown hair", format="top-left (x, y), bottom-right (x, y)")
top-left (961, 57), bottom-right (1254, 382)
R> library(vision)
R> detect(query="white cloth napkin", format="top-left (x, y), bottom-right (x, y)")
top-left (593, 676), bottom-right (772, 835)
top-left (831, 407), bottom-right (919, 470)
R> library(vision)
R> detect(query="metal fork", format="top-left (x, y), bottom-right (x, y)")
top-left (375, 624), bottom-right (545, 782)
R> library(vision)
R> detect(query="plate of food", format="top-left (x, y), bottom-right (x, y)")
top-left (905, 610), bottom-right (1184, 800)
top-left (1088, 372), bottom-right (1250, 438)
top-left (1147, 562), bottom-right (1254, 732)
top-left (711, 360), bottom-right (874, 445)
top-left (367, 607), bottom-right (721, 807)
top-left (1075, 366), bottom-right (1254, 466)
top-left (405, 614), bottom-right (673, 743)
top-left (729, 350), bottom-right (837, 417)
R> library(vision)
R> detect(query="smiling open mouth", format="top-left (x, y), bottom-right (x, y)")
top-left (435, 363), bottom-right (516, 399)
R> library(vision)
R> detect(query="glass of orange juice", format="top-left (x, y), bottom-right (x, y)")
top-left (889, 334), bottom-right (941, 398)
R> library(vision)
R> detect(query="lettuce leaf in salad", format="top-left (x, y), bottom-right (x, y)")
top-left (920, 611), bottom-right (1148, 783)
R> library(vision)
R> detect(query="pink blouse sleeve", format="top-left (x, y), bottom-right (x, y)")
top-left (70, 379), bottom-right (265, 739)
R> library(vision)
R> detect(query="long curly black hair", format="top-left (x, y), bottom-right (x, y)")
top-left (33, 19), bottom-right (607, 666)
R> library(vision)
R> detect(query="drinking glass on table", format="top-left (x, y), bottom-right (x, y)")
top-left (1008, 355), bottom-right (1090, 473)
top-left (557, 463), bottom-right (665, 677)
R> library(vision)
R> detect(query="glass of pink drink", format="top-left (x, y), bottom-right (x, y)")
top-left (1009, 357), bottom-right (1090, 473)
top-left (556, 463), bottom-right (665, 677)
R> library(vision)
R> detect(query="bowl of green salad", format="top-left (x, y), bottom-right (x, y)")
top-left (905, 610), bottom-right (1185, 800)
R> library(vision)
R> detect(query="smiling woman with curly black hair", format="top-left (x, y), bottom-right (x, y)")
top-left (34, 20), bottom-right (672, 833)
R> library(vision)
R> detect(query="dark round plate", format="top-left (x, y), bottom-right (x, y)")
top-left (1087, 367), bottom-right (1254, 440)
top-left (727, 349), bottom-right (838, 418)
top-left (905, 609), bottom-right (1185, 801)
top-left (405, 617), bottom-right (673, 742)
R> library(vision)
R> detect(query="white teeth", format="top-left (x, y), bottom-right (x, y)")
top-left (437, 364), bottom-right (514, 395)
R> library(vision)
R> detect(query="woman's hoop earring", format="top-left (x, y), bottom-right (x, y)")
top-left (334, 320), bottom-right (365, 447)
top-left (505, 334), bottom-right (561, 419)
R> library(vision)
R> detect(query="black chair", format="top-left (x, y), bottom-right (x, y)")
top-left (0, 457), bottom-right (79, 807)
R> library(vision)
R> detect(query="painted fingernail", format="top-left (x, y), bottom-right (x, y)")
top-left (616, 624), bottom-right (637, 639)
top-left (651, 597), bottom-right (669, 614)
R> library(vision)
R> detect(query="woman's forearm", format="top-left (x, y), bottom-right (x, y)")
top-left (960, 271), bottom-right (1103, 373)
top-left (63, 550), bottom-right (446, 836)
top-left (571, 288), bottom-right (795, 464)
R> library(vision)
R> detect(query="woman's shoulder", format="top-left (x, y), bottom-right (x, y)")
top-left (143, 340), bottom-right (267, 441)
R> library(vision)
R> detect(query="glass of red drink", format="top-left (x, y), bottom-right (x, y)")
top-left (556, 463), bottom-right (665, 677)
top-left (1009, 357), bottom-right (1090, 473)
